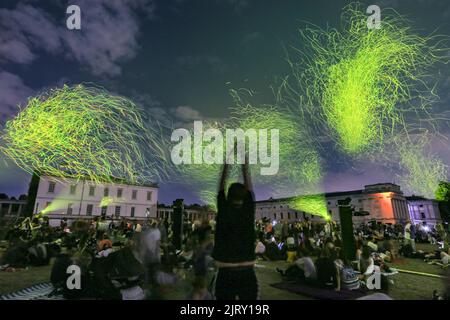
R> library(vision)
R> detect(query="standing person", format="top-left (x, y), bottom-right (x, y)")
top-left (404, 220), bottom-right (416, 252)
top-left (212, 154), bottom-right (258, 300)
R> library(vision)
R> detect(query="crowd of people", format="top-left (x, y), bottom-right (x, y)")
top-left (0, 208), bottom-right (449, 299)
top-left (0, 155), bottom-right (449, 300)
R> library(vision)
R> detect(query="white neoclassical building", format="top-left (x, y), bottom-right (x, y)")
top-left (34, 175), bottom-right (158, 226)
top-left (255, 183), bottom-right (413, 225)
top-left (406, 196), bottom-right (442, 225)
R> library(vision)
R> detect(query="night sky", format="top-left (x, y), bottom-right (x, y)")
top-left (1, 0), bottom-right (449, 204)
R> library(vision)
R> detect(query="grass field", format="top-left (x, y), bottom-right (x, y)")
top-left (0, 244), bottom-right (448, 300)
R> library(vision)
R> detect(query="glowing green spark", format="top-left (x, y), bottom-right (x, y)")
top-left (435, 182), bottom-right (450, 202)
top-left (397, 136), bottom-right (448, 198)
top-left (288, 194), bottom-right (329, 219)
top-left (0, 84), bottom-right (168, 183)
top-left (287, 4), bottom-right (445, 156)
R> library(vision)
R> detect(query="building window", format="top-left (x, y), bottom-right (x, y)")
top-left (101, 206), bottom-right (107, 216)
top-left (48, 182), bottom-right (56, 193)
top-left (295, 212), bottom-right (298, 219)
top-left (70, 184), bottom-right (77, 195)
top-left (327, 201), bottom-right (331, 205)
top-left (132, 190), bottom-right (137, 200)
top-left (281, 213), bottom-right (284, 219)
top-left (104, 188), bottom-right (109, 197)
top-left (117, 188), bottom-right (123, 198)
top-left (115, 206), bottom-right (121, 217)
top-left (146, 208), bottom-right (151, 217)
top-left (288, 213), bottom-right (291, 219)
top-left (88, 186), bottom-right (95, 196)
top-left (420, 212), bottom-right (426, 219)
top-left (274, 213), bottom-right (277, 219)
top-left (67, 203), bottom-right (73, 215)
top-left (147, 191), bottom-right (152, 201)
top-left (86, 204), bottom-right (93, 216)
top-left (130, 207), bottom-right (135, 217)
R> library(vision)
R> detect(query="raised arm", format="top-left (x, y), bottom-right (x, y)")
top-left (242, 153), bottom-right (253, 192)
top-left (219, 163), bottom-right (229, 192)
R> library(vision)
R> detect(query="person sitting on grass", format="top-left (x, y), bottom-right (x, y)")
top-left (96, 233), bottom-right (113, 258)
top-left (255, 232), bottom-right (267, 260)
top-left (276, 251), bottom-right (317, 284)
top-left (315, 243), bottom-right (338, 289)
top-left (425, 247), bottom-right (450, 269)
top-left (334, 250), bottom-right (360, 291)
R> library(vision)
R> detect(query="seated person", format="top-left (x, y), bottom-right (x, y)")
top-left (315, 243), bottom-right (337, 288)
top-left (366, 237), bottom-right (378, 253)
top-left (255, 234), bottom-right (266, 260)
top-left (97, 234), bottom-right (113, 258)
top-left (286, 236), bottom-right (297, 263)
top-left (276, 252), bottom-right (317, 283)
top-left (358, 245), bottom-right (386, 288)
top-left (335, 256), bottom-right (360, 291)
top-left (425, 248), bottom-right (450, 268)
top-left (377, 235), bottom-right (396, 262)
top-left (265, 238), bottom-right (285, 261)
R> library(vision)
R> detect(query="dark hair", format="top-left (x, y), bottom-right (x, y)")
top-left (227, 183), bottom-right (246, 202)
top-left (361, 245), bottom-right (371, 259)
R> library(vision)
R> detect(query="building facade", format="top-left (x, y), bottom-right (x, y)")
top-left (156, 205), bottom-right (214, 222)
top-left (406, 196), bottom-right (442, 225)
top-left (34, 175), bottom-right (158, 226)
top-left (0, 198), bottom-right (27, 219)
top-left (256, 183), bottom-right (412, 225)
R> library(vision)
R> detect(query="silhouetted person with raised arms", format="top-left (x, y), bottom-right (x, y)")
top-left (212, 153), bottom-right (258, 300)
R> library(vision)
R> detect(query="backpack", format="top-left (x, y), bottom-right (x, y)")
top-left (341, 266), bottom-right (360, 290)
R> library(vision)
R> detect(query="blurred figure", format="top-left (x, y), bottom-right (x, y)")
top-left (212, 154), bottom-right (258, 300)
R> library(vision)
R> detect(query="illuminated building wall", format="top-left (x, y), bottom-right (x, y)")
top-left (406, 196), bottom-right (442, 225)
top-left (256, 183), bottom-right (413, 225)
top-left (34, 175), bottom-right (158, 226)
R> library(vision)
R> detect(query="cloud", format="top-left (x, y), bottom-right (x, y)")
top-left (176, 55), bottom-right (229, 74)
top-left (0, 0), bottom-right (155, 77)
top-left (241, 31), bottom-right (265, 46)
top-left (173, 106), bottom-right (202, 121)
top-left (0, 71), bottom-right (34, 124)
top-left (216, 0), bottom-right (249, 13)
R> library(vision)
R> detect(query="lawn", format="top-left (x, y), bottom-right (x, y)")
top-left (0, 243), bottom-right (447, 300)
